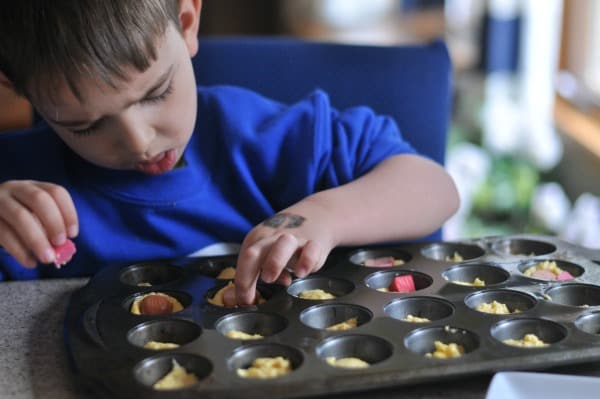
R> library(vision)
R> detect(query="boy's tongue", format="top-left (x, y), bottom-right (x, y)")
top-left (136, 149), bottom-right (176, 175)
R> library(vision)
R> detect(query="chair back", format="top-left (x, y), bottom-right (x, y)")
top-left (193, 37), bottom-right (453, 241)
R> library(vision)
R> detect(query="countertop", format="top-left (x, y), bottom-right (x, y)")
top-left (2, 277), bottom-right (600, 399)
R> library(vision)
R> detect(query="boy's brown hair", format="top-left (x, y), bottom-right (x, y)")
top-left (0, 0), bottom-right (180, 101)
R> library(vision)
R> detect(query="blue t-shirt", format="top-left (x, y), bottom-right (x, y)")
top-left (0, 85), bottom-right (415, 280)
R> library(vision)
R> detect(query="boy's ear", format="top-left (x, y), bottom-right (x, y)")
top-left (179, 0), bottom-right (202, 57)
top-left (0, 70), bottom-right (15, 91)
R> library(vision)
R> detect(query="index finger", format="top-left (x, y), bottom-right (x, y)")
top-left (36, 182), bottom-right (78, 238)
top-left (235, 237), bottom-right (275, 305)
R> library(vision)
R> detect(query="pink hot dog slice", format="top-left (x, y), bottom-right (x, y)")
top-left (53, 239), bottom-right (76, 268)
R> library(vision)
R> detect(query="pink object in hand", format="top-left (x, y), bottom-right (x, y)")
top-left (389, 275), bottom-right (416, 293)
top-left (53, 239), bottom-right (76, 268)
top-left (556, 271), bottom-right (574, 281)
top-left (531, 269), bottom-right (556, 281)
top-left (364, 256), bottom-right (395, 267)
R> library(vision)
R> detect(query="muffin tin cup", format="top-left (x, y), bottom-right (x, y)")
top-left (491, 238), bottom-right (556, 257)
top-left (442, 263), bottom-right (510, 287)
top-left (404, 326), bottom-right (479, 358)
top-left (134, 353), bottom-right (213, 390)
top-left (119, 262), bottom-right (185, 287)
top-left (316, 334), bottom-right (393, 366)
top-left (517, 259), bottom-right (585, 281)
top-left (215, 311), bottom-right (288, 339)
top-left (384, 296), bottom-right (454, 322)
top-left (491, 318), bottom-right (568, 347)
top-left (300, 303), bottom-right (372, 330)
top-left (127, 319), bottom-right (202, 349)
top-left (543, 283), bottom-right (600, 307)
top-left (65, 234), bottom-right (600, 399)
top-left (421, 242), bottom-right (486, 262)
top-left (464, 289), bottom-right (538, 315)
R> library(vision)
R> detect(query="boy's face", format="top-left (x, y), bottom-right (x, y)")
top-left (32, 25), bottom-right (198, 175)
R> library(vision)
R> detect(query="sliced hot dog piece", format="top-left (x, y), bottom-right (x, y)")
top-left (389, 275), bottom-right (416, 293)
top-left (53, 238), bottom-right (76, 268)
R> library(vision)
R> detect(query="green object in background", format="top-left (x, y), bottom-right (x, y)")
top-left (472, 156), bottom-right (539, 230)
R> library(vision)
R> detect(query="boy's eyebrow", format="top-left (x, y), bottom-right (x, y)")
top-left (46, 65), bottom-right (174, 127)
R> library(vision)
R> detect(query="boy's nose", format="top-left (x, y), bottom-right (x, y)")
top-left (118, 111), bottom-right (155, 154)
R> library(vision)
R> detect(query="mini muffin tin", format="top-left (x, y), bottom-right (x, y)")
top-left (64, 235), bottom-right (600, 398)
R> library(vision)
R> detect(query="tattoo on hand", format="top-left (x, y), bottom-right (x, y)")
top-left (263, 213), bottom-right (306, 228)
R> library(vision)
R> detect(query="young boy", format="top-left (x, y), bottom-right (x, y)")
top-left (0, 0), bottom-right (459, 306)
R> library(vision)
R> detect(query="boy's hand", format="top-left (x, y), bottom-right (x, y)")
top-left (230, 212), bottom-right (334, 306)
top-left (0, 180), bottom-right (78, 268)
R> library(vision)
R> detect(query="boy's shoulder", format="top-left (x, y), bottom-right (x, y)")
top-left (197, 85), bottom-right (332, 114)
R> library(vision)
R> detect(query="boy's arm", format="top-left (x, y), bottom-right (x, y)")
top-left (296, 153), bottom-right (459, 247)
top-left (228, 153), bottom-right (459, 305)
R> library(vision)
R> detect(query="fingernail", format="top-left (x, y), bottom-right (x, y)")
top-left (42, 248), bottom-right (56, 264)
top-left (53, 233), bottom-right (66, 246)
top-left (295, 268), bottom-right (307, 278)
top-left (261, 272), bottom-right (274, 283)
top-left (67, 225), bottom-right (78, 238)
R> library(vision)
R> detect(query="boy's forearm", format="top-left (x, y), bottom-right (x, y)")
top-left (286, 154), bottom-right (459, 246)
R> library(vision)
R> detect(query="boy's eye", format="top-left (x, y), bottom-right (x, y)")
top-left (141, 83), bottom-right (173, 105)
top-left (71, 124), bottom-right (98, 136)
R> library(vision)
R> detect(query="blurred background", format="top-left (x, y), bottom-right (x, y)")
top-left (2, 0), bottom-right (599, 248)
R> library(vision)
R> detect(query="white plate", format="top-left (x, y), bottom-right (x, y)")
top-left (486, 371), bottom-right (600, 399)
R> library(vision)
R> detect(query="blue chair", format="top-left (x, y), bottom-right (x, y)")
top-left (193, 37), bottom-right (452, 241)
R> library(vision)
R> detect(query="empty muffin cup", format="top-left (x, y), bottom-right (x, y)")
top-left (404, 326), bottom-right (479, 358)
top-left (300, 303), bottom-right (372, 330)
top-left (491, 238), bottom-right (556, 257)
top-left (287, 276), bottom-right (354, 300)
top-left (442, 264), bottom-right (509, 287)
top-left (465, 289), bottom-right (537, 315)
top-left (134, 353), bottom-right (212, 390)
top-left (384, 296), bottom-right (454, 322)
top-left (421, 243), bottom-right (485, 262)
top-left (215, 311), bottom-right (288, 339)
top-left (491, 318), bottom-right (567, 347)
top-left (348, 248), bottom-right (412, 267)
top-left (575, 311), bottom-right (600, 335)
top-left (543, 283), bottom-right (600, 307)
top-left (119, 262), bottom-right (185, 287)
top-left (128, 319), bottom-right (202, 349)
top-left (316, 334), bottom-right (393, 367)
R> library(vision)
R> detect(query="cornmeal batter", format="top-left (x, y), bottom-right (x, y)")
top-left (153, 360), bottom-right (198, 390)
top-left (237, 357), bottom-right (292, 379)
top-left (208, 281), bottom-right (265, 307)
top-left (325, 357), bottom-right (370, 369)
top-left (452, 277), bottom-right (485, 287)
top-left (226, 330), bottom-right (264, 340)
top-left (403, 314), bottom-right (430, 323)
top-left (503, 333), bottom-right (549, 348)
top-left (475, 300), bottom-right (520, 314)
top-left (298, 289), bottom-right (336, 300)
top-left (523, 260), bottom-right (564, 279)
top-left (144, 341), bottom-right (180, 350)
top-left (426, 341), bottom-right (464, 359)
top-left (445, 252), bottom-right (464, 262)
top-left (216, 267), bottom-right (236, 279)
top-left (326, 317), bottom-right (358, 331)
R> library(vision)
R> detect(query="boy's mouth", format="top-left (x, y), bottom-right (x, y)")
top-left (136, 149), bottom-right (177, 175)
